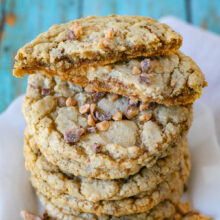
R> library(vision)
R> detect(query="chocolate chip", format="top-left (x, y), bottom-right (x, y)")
top-left (95, 111), bottom-right (111, 121)
top-left (92, 92), bottom-right (106, 102)
top-left (87, 127), bottom-right (96, 133)
top-left (64, 127), bottom-right (85, 143)
top-left (57, 97), bottom-right (67, 107)
top-left (138, 75), bottom-right (151, 84)
top-left (93, 143), bottom-right (101, 153)
top-left (41, 88), bottom-right (50, 96)
top-left (140, 58), bottom-right (151, 73)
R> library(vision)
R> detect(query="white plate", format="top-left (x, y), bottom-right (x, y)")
top-left (0, 96), bottom-right (220, 220)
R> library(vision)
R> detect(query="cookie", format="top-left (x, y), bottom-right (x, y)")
top-left (24, 126), bottom-right (189, 202)
top-left (14, 15), bottom-right (182, 78)
top-left (34, 51), bottom-right (206, 105)
top-left (23, 73), bottom-right (193, 172)
top-left (38, 194), bottom-right (177, 220)
top-left (31, 162), bottom-right (189, 217)
top-left (26, 127), bottom-right (185, 180)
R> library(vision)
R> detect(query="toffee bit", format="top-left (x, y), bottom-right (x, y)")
top-left (176, 202), bottom-right (191, 215)
top-left (139, 113), bottom-right (152, 121)
top-left (125, 106), bottom-right (139, 119)
top-left (93, 143), bottom-right (101, 153)
top-left (96, 121), bottom-right (110, 131)
top-left (95, 111), bottom-right (111, 121)
top-left (112, 111), bottom-right (123, 121)
top-left (58, 97), bottom-right (67, 107)
top-left (140, 58), bottom-right (151, 73)
top-left (66, 97), bottom-right (77, 107)
top-left (92, 92), bottom-right (106, 102)
top-left (90, 103), bottom-right (96, 114)
top-left (41, 88), bottom-right (50, 96)
top-left (87, 126), bottom-right (96, 133)
top-left (109, 94), bottom-right (119, 102)
top-left (138, 75), bottom-right (151, 84)
top-left (79, 104), bottom-right (90, 114)
top-left (64, 127), bottom-right (85, 143)
top-left (20, 211), bottom-right (41, 220)
top-left (90, 103), bottom-right (97, 121)
top-left (88, 114), bottom-right (95, 126)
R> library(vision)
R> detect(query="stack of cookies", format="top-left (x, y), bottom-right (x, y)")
top-left (14, 15), bottom-right (207, 219)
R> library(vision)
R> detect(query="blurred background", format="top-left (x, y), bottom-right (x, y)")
top-left (0, 0), bottom-right (220, 113)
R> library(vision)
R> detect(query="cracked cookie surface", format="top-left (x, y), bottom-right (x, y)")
top-left (14, 15), bottom-right (182, 78)
top-left (23, 74), bottom-right (193, 175)
top-left (24, 128), bottom-right (189, 202)
top-left (41, 51), bottom-right (206, 105)
top-left (38, 194), bottom-right (178, 220)
top-left (31, 165), bottom-right (189, 217)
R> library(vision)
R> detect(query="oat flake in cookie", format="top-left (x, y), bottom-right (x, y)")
top-left (22, 73), bottom-right (193, 174)
top-left (14, 15), bottom-right (182, 78)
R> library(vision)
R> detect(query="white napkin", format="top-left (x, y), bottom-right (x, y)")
top-left (0, 17), bottom-right (220, 220)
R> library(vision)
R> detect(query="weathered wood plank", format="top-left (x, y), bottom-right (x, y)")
top-left (82, 0), bottom-right (187, 20)
top-left (0, 0), bottom-right (80, 113)
top-left (191, 0), bottom-right (220, 34)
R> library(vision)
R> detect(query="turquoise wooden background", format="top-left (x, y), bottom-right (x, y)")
top-left (0, 0), bottom-right (220, 113)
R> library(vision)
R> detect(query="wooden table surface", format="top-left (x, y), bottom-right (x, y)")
top-left (0, 0), bottom-right (220, 113)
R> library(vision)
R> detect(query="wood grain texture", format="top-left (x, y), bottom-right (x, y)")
top-left (0, 0), bottom-right (220, 113)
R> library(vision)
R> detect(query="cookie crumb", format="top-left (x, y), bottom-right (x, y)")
top-left (176, 202), bottom-right (191, 215)
top-left (20, 211), bottom-right (41, 220)
top-left (139, 113), bottom-right (152, 121)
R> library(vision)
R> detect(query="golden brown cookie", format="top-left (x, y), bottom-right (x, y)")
top-left (23, 73), bottom-right (193, 177)
top-left (14, 15), bottom-right (182, 78)
top-left (24, 127), bottom-right (189, 202)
